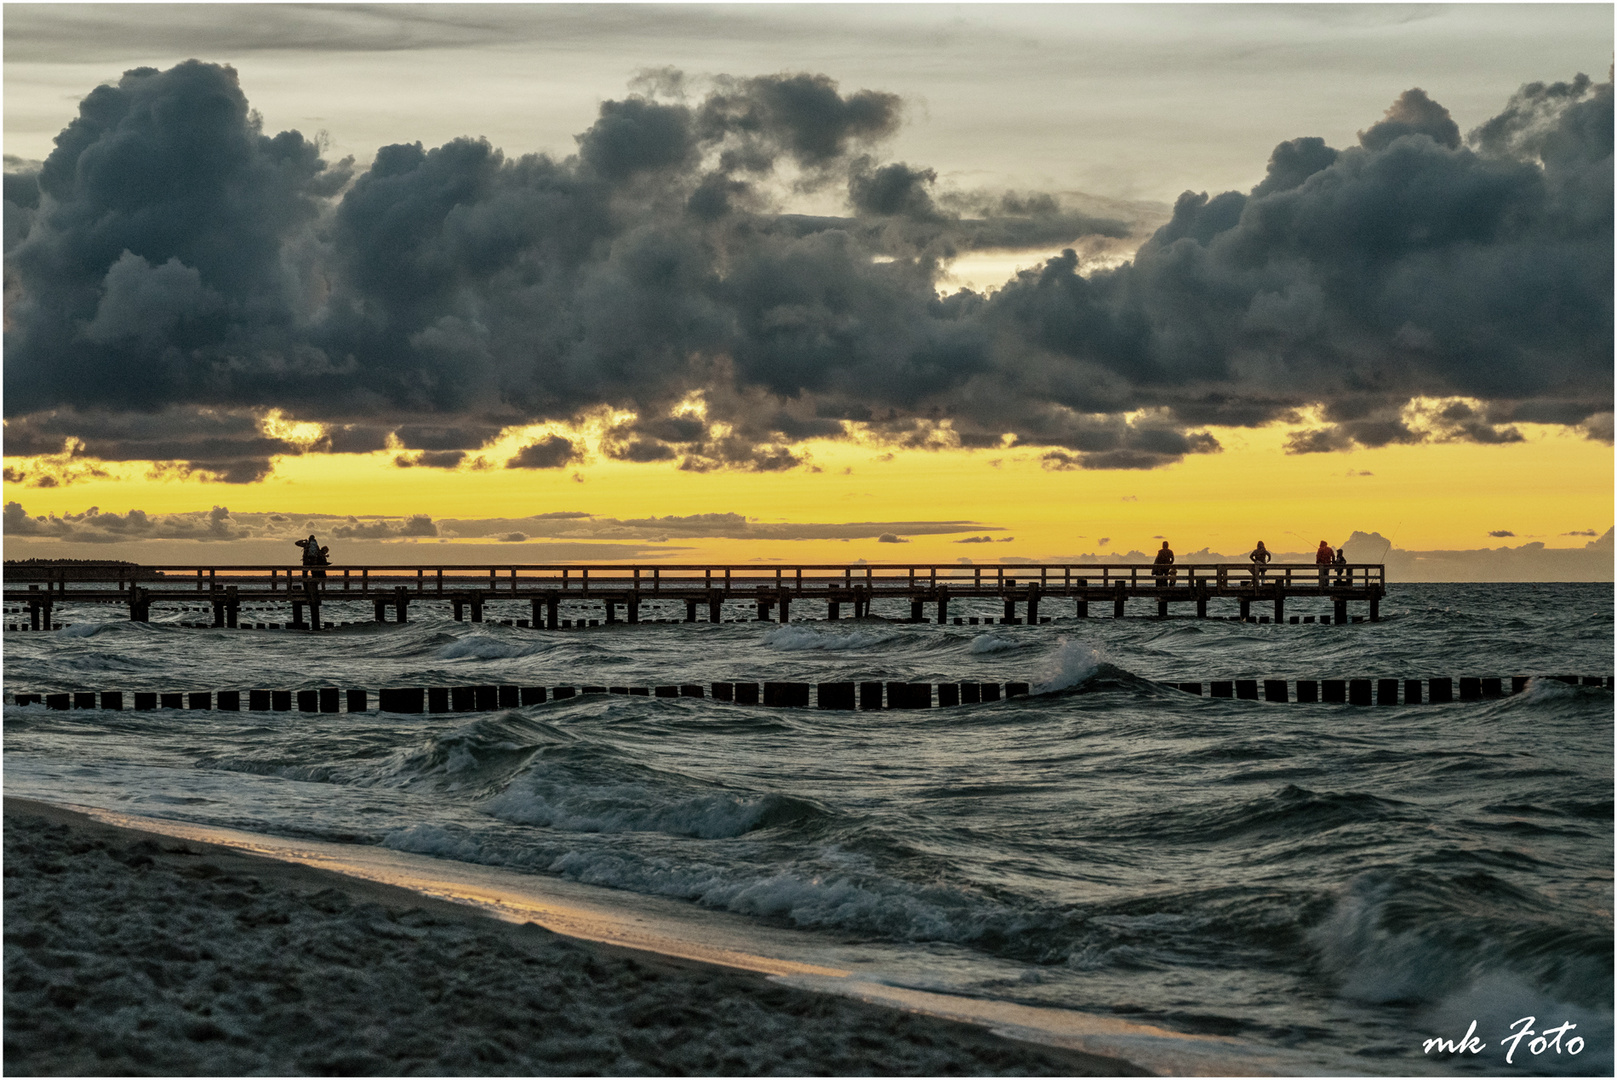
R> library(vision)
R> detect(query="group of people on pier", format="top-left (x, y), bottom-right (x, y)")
top-left (1150, 539), bottom-right (1351, 586)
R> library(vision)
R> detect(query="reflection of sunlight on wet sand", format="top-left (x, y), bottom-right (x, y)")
top-left (77, 804), bottom-right (1296, 1076)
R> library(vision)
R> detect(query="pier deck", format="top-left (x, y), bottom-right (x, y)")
top-left (5, 562), bottom-right (1386, 630)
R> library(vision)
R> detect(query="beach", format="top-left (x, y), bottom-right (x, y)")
top-left (3, 797), bottom-right (1142, 1076)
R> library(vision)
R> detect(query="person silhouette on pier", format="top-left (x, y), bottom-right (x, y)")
top-left (1249, 541), bottom-right (1272, 585)
top-left (295, 534), bottom-right (330, 579)
top-left (1153, 540), bottom-right (1176, 585)
top-left (1316, 540), bottom-right (1333, 588)
top-left (1334, 542), bottom-right (1349, 585)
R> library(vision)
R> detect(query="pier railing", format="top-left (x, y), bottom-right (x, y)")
top-left (5, 561), bottom-right (1385, 597)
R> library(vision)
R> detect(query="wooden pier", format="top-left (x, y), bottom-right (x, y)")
top-left (4, 562), bottom-right (1387, 631)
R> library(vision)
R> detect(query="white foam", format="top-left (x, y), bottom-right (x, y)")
top-left (762, 626), bottom-right (903, 652)
top-left (434, 635), bottom-right (552, 660)
top-left (57, 622), bottom-right (105, 638)
top-left (968, 634), bottom-right (1025, 655)
top-left (1032, 638), bottom-right (1102, 693)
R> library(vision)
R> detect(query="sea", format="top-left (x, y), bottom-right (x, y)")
top-left (4, 581), bottom-right (1612, 1075)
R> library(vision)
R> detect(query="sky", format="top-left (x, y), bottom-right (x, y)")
top-left (3, 3), bottom-right (1612, 577)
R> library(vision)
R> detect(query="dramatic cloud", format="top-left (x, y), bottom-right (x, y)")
top-left (4, 62), bottom-right (1610, 480)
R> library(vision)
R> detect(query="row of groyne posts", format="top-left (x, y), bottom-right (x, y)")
top-left (3, 561), bottom-right (1388, 630)
top-left (9, 674), bottom-right (1610, 713)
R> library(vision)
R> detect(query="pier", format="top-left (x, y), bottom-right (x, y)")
top-left (4, 561), bottom-right (1387, 630)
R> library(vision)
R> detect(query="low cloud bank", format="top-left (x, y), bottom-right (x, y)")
top-left (1048, 529), bottom-right (1613, 582)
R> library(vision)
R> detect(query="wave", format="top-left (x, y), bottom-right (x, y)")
top-left (968, 633), bottom-right (1027, 655)
top-left (433, 634), bottom-right (556, 661)
top-left (1033, 638), bottom-right (1103, 693)
top-left (762, 625), bottom-right (906, 652)
top-left (1310, 870), bottom-right (1613, 1073)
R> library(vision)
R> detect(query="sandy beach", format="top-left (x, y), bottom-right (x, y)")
top-left (3, 798), bottom-right (1145, 1076)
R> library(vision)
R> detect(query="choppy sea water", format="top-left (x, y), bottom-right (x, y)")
top-left (4, 581), bottom-right (1612, 1074)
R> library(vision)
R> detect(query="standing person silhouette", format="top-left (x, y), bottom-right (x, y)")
top-left (1153, 540), bottom-right (1176, 585)
top-left (1316, 540), bottom-right (1333, 588)
top-left (295, 533), bottom-right (330, 579)
top-left (1334, 542), bottom-right (1349, 585)
top-left (1249, 540), bottom-right (1272, 585)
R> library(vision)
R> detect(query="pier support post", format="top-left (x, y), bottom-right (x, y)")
top-left (828, 599), bottom-right (841, 620)
top-left (304, 581), bottom-right (321, 632)
top-left (1369, 594), bottom-right (1380, 622)
top-left (936, 590), bottom-right (948, 625)
top-left (1334, 598), bottom-right (1348, 625)
top-left (128, 586), bottom-right (150, 623)
top-left (1239, 598), bottom-right (1250, 621)
top-left (373, 598), bottom-right (389, 623)
top-left (686, 599), bottom-right (699, 622)
top-left (452, 597), bottom-right (464, 621)
top-left (292, 600), bottom-right (305, 628)
top-left (756, 598), bottom-right (773, 621)
top-left (1157, 597), bottom-right (1169, 618)
top-left (1026, 584), bottom-right (1040, 624)
top-left (1113, 587), bottom-right (1126, 618)
top-left (1077, 597), bottom-right (1088, 618)
top-left (1196, 583), bottom-right (1207, 619)
top-left (394, 586), bottom-right (409, 624)
top-left (28, 586), bottom-right (40, 630)
top-left (778, 591), bottom-right (790, 623)
top-left (212, 592), bottom-right (226, 628)
top-left (470, 591), bottom-right (484, 622)
top-left (1273, 592), bottom-right (1285, 624)
top-left (708, 594), bottom-right (722, 623)
top-left (911, 599), bottom-right (924, 623)
top-left (226, 587), bottom-right (239, 628)
top-left (605, 601), bottom-right (618, 624)
top-left (854, 587), bottom-right (867, 618)
top-left (628, 595), bottom-right (640, 624)
top-left (1003, 596), bottom-right (1016, 624)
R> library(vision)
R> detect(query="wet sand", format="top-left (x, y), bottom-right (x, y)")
top-left (3, 798), bottom-right (1146, 1076)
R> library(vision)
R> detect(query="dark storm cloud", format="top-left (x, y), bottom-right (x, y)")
top-left (506, 436), bottom-right (582, 470)
top-left (4, 63), bottom-right (1610, 478)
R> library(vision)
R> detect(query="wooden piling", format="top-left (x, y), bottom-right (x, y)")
top-left (1264, 680), bottom-right (1287, 702)
top-left (379, 688), bottom-right (423, 712)
top-left (1377, 679), bottom-right (1398, 705)
top-left (1429, 678), bottom-right (1453, 703)
top-left (818, 682), bottom-right (856, 710)
top-left (1333, 598), bottom-right (1348, 625)
top-left (1349, 679), bottom-right (1372, 705)
top-left (938, 683), bottom-right (960, 707)
top-left (1236, 680), bottom-right (1259, 700)
top-left (1296, 680), bottom-right (1318, 703)
top-left (733, 682), bottom-right (760, 705)
top-left (1403, 679), bottom-right (1422, 704)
